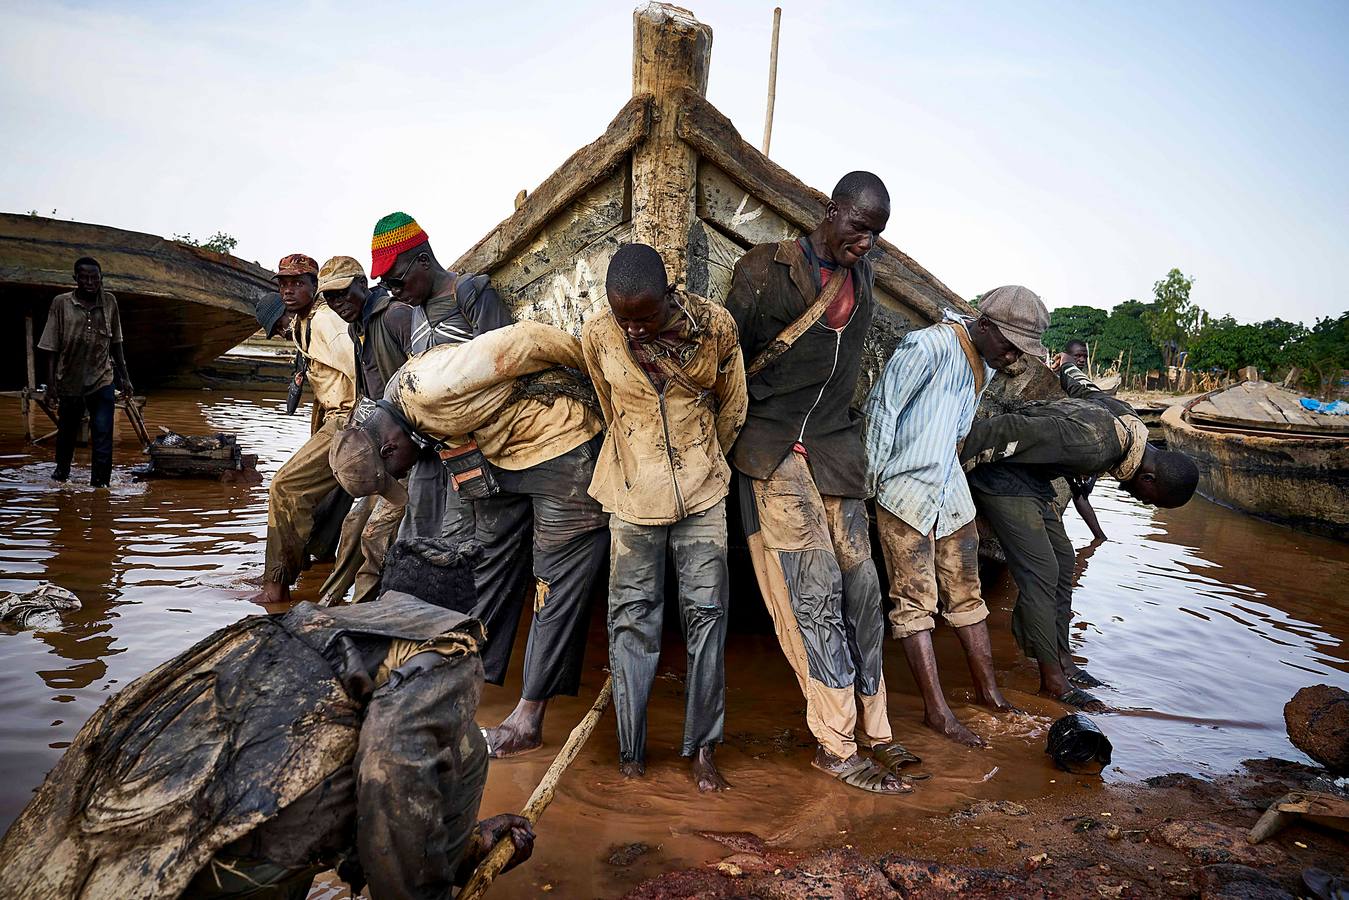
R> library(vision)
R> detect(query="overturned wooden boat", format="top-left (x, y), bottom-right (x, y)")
top-left (1, 213), bottom-right (275, 389)
top-left (1162, 381), bottom-right (1349, 541)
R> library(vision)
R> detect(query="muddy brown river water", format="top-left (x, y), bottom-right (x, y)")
top-left (1, 390), bottom-right (1347, 898)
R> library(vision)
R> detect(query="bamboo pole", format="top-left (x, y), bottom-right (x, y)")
top-left (458, 676), bottom-right (614, 900)
top-left (761, 7), bottom-right (782, 155)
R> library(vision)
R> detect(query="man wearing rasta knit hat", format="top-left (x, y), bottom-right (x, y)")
top-left (369, 212), bottom-right (514, 546)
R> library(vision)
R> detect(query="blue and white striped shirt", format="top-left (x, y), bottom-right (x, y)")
top-left (863, 315), bottom-right (994, 539)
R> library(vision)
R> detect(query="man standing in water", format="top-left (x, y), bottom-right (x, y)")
top-left (369, 212), bottom-right (513, 543)
top-left (254, 253), bottom-right (363, 605)
top-left (582, 243), bottom-right (747, 792)
top-left (39, 257), bottom-right (133, 488)
top-left (962, 359), bottom-right (1199, 709)
top-left (725, 171), bottom-right (914, 795)
top-left (864, 287), bottom-right (1045, 746)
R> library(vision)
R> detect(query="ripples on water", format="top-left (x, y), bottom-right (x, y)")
top-left (1, 390), bottom-right (1347, 897)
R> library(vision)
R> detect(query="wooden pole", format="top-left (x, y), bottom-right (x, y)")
top-left (458, 677), bottom-right (614, 900)
top-left (23, 304), bottom-right (36, 440)
top-left (761, 7), bottom-right (781, 155)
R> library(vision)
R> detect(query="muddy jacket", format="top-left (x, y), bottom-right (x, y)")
top-left (725, 239), bottom-right (876, 497)
top-left (583, 293), bottom-right (747, 525)
top-left (0, 595), bottom-right (483, 900)
top-left (294, 301), bottom-right (358, 417)
top-left (963, 365), bottom-right (1142, 499)
top-left (389, 321), bottom-right (604, 471)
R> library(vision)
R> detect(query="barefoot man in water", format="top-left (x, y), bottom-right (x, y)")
top-left (864, 287), bottom-right (1044, 746)
top-left (582, 244), bottom-right (747, 792)
top-left (724, 172), bottom-right (915, 794)
top-left (329, 321), bottom-right (608, 758)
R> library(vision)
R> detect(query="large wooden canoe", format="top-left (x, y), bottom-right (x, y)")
top-left (1, 213), bottom-right (275, 388)
top-left (1161, 382), bottom-right (1349, 541)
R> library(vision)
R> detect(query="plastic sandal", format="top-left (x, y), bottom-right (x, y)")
top-left (1057, 687), bottom-right (1105, 710)
top-left (1068, 669), bottom-right (1105, 688)
top-left (871, 740), bottom-right (922, 773)
top-left (832, 759), bottom-right (913, 794)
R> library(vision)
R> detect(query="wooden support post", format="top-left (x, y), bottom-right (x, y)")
top-left (762, 7), bottom-right (781, 155)
top-left (24, 304), bottom-right (37, 440)
top-left (630, 2), bottom-right (711, 285)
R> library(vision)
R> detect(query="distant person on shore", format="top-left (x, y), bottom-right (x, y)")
top-left (0, 540), bottom-right (535, 900)
top-left (369, 212), bottom-right (514, 545)
top-left (38, 256), bottom-right (132, 488)
top-left (962, 358), bottom-right (1199, 710)
top-left (1064, 338), bottom-right (1089, 371)
top-left (863, 286), bottom-right (1041, 747)
top-left (1058, 339), bottom-right (1108, 542)
top-left (582, 243), bottom-right (747, 792)
top-left (329, 320), bottom-right (607, 760)
top-left (725, 171), bottom-right (915, 795)
top-left (253, 253), bottom-right (364, 606)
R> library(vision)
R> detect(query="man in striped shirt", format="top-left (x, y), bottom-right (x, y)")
top-left (864, 286), bottom-right (1048, 746)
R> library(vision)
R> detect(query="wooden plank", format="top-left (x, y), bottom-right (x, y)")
top-left (453, 95), bottom-right (652, 276)
top-left (687, 219), bottom-right (744, 304)
top-left (509, 223), bottom-right (633, 337)
top-left (1261, 384), bottom-right (1321, 427)
top-left (675, 88), bottom-right (971, 326)
top-left (697, 162), bottom-right (798, 247)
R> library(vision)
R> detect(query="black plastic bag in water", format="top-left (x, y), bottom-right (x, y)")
top-left (1046, 713), bottom-right (1113, 773)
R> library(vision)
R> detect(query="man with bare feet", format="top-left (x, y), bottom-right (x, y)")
top-left (329, 320), bottom-right (608, 759)
top-left (254, 253), bottom-right (360, 605)
top-left (864, 287), bottom-right (1046, 747)
top-left (725, 172), bottom-right (913, 795)
top-left (582, 244), bottom-right (747, 792)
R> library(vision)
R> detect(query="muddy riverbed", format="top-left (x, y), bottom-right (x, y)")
top-left (1, 390), bottom-right (1346, 897)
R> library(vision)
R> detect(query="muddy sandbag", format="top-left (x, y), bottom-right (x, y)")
top-left (1284, 684), bottom-right (1349, 774)
top-left (0, 583), bottom-right (80, 631)
top-left (1046, 713), bottom-right (1113, 773)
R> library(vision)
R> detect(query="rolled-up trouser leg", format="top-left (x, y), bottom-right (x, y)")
top-left (471, 489), bottom-right (535, 684)
top-left (973, 490), bottom-right (1061, 664)
top-left (517, 441), bottom-right (607, 700)
top-left (740, 453), bottom-right (860, 761)
top-left (317, 496), bottom-right (374, 604)
top-left (825, 495), bottom-right (891, 746)
top-left (877, 508), bottom-right (941, 639)
top-left (932, 519), bottom-right (990, 630)
top-left (670, 500), bottom-right (729, 756)
top-left (356, 652), bottom-right (489, 900)
top-left (607, 516), bottom-right (668, 764)
top-left (264, 415), bottom-right (344, 585)
top-left (352, 491), bottom-right (406, 604)
top-left (1045, 507), bottom-right (1077, 661)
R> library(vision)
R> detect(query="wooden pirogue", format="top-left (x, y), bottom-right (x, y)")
top-left (1, 213), bottom-right (275, 389)
top-left (1162, 381), bottom-right (1349, 541)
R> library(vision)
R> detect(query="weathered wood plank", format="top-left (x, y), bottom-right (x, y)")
top-left (676, 88), bottom-right (971, 326)
top-left (509, 223), bottom-right (633, 337)
top-left (697, 162), bottom-right (798, 248)
top-left (686, 219), bottom-right (741, 304)
top-left (453, 94), bottom-right (651, 276)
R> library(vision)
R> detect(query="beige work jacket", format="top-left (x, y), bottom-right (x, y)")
top-left (294, 302), bottom-right (357, 417)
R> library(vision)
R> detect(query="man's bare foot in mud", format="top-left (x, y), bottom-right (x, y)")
top-left (692, 745), bottom-right (730, 793)
top-left (248, 580), bottom-right (290, 606)
top-left (811, 747), bottom-right (911, 794)
top-left (484, 698), bottom-right (548, 758)
top-left (619, 759), bottom-right (645, 778)
top-left (975, 687), bottom-right (1027, 717)
top-left (924, 710), bottom-right (987, 748)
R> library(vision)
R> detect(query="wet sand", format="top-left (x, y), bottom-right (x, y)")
top-left (1, 389), bottom-right (1347, 898)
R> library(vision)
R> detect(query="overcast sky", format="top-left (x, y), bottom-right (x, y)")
top-left (2, 0), bottom-right (1346, 324)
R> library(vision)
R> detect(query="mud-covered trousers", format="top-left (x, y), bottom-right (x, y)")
top-left (472, 436), bottom-right (608, 701)
top-left (186, 652), bottom-right (490, 899)
top-left (608, 500), bottom-right (728, 764)
top-left (317, 486), bottom-right (408, 606)
top-left (738, 450), bottom-right (892, 761)
top-left (53, 384), bottom-right (115, 486)
top-left (400, 453), bottom-right (476, 542)
top-left (972, 489), bottom-right (1075, 665)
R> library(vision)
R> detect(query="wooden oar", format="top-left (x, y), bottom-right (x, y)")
top-left (121, 393), bottom-right (151, 450)
top-left (458, 676), bottom-right (613, 900)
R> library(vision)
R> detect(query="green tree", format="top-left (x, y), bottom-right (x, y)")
top-left (1095, 301), bottom-right (1164, 373)
top-left (174, 231), bottom-right (239, 255)
top-left (1042, 305), bottom-right (1108, 355)
top-left (1287, 312), bottom-right (1349, 393)
top-left (1187, 317), bottom-right (1307, 375)
top-left (1141, 268), bottom-right (1207, 367)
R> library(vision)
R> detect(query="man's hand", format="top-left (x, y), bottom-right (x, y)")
top-left (1050, 351), bottom-right (1074, 371)
top-left (475, 814), bottom-right (535, 873)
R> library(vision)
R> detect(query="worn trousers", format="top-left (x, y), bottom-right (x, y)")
top-left (972, 490), bottom-right (1075, 665)
top-left (400, 455), bottom-right (476, 543)
top-left (54, 384), bottom-right (115, 486)
top-left (740, 451), bottom-right (892, 761)
top-left (876, 510), bottom-right (988, 639)
top-left (472, 438), bottom-right (608, 701)
top-left (317, 487), bottom-right (407, 606)
top-left (264, 414), bottom-right (361, 587)
top-left (608, 501), bottom-right (728, 763)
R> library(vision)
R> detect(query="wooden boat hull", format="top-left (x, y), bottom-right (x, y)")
top-left (2, 214), bottom-right (274, 389)
top-left (1162, 404), bottom-right (1349, 541)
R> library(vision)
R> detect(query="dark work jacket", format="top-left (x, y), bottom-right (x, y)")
top-left (963, 366), bottom-right (1135, 498)
top-left (350, 286), bottom-right (413, 399)
top-left (725, 239), bottom-right (876, 497)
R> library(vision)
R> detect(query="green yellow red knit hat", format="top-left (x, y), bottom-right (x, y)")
top-left (371, 212), bottom-right (429, 279)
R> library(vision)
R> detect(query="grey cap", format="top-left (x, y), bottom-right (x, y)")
top-left (329, 426), bottom-right (408, 504)
top-left (978, 285), bottom-right (1050, 359)
top-left (254, 292), bottom-right (286, 338)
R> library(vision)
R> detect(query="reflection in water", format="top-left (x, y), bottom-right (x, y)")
top-left (0, 391), bottom-right (1347, 897)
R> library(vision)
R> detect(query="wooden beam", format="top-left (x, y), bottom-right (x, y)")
top-left (453, 94), bottom-right (652, 276)
top-left (675, 89), bottom-right (973, 324)
top-left (630, 3), bottom-right (711, 285)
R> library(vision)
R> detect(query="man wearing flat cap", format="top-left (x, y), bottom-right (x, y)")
top-left (864, 285), bottom-right (1042, 750)
top-left (254, 253), bottom-right (364, 606)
